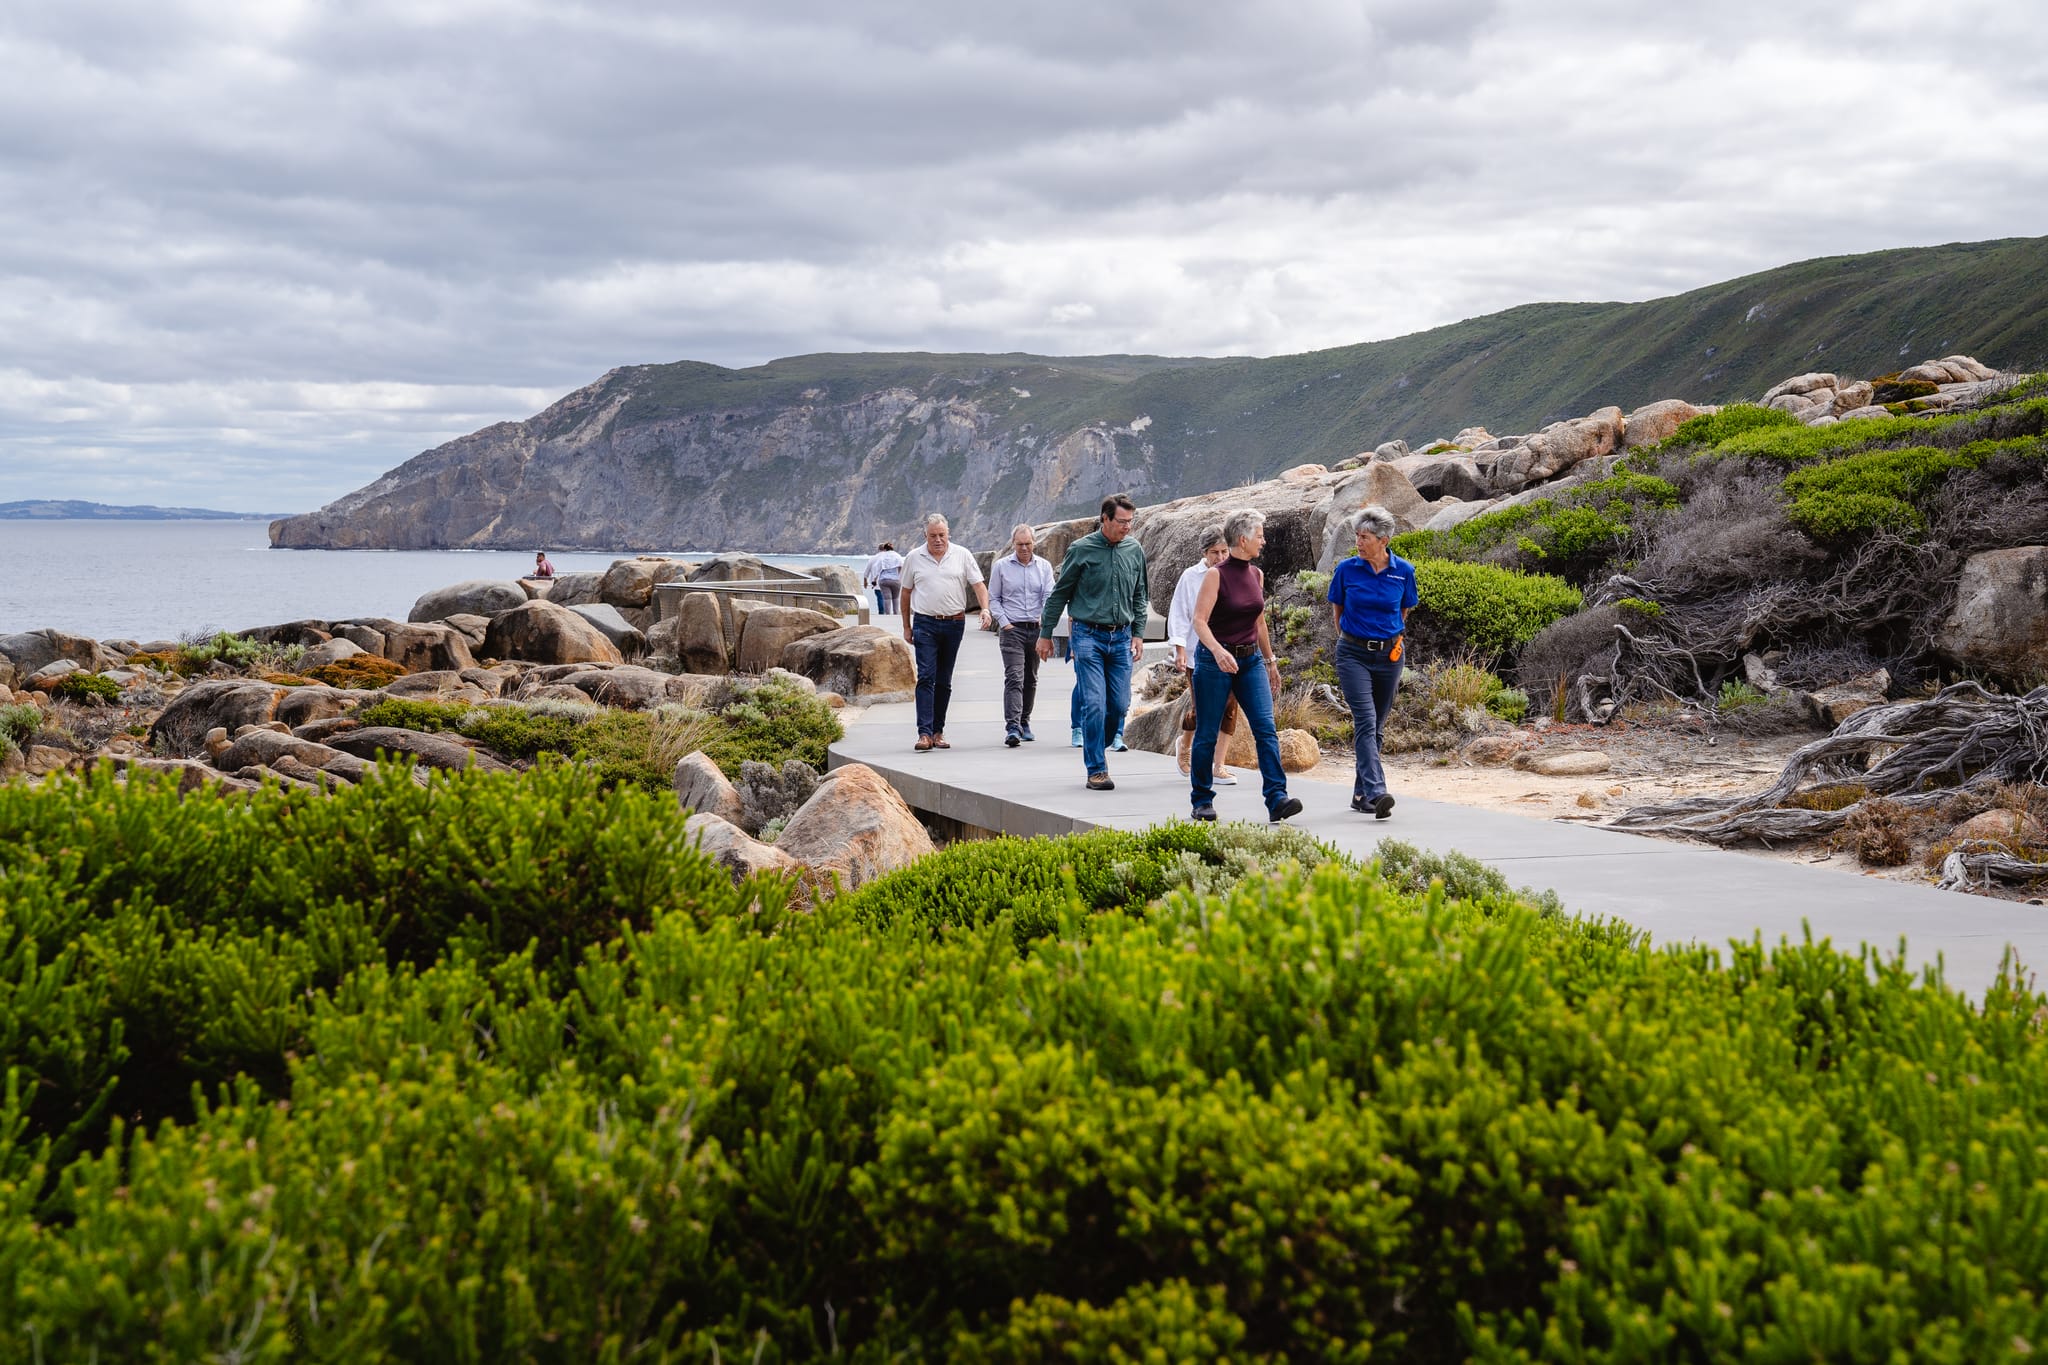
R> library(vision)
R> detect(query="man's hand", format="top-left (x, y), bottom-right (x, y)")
top-left (1036, 638), bottom-right (1054, 661)
top-left (1131, 638), bottom-right (1143, 665)
top-left (1173, 644), bottom-right (1187, 670)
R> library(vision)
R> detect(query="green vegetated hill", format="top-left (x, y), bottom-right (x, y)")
top-left (270, 236), bottom-right (2048, 552)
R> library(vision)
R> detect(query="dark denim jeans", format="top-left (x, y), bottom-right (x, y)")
top-left (911, 614), bottom-right (965, 736)
top-left (997, 623), bottom-right (1041, 731)
top-left (1190, 644), bottom-right (1287, 814)
top-left (1070, 620), bottom-right (1132, 776)
top-left (1335, 635), bottom-right (1404, 803)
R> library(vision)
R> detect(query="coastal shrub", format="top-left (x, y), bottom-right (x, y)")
top-left (836, 823), bottom-right (1222, 945)
top-left (304, 654), bottom-right (407, 688)
top-left (6, 766), bottom-right (2048, 1358)
top-left (1370, 836), bottom-right (1564, 915)
top-left (1782, 436), bottom-right (2047, 539)
top-left (44, 672), bottom-right (121, 704)
top-left (1394, 471), bottom-right (1676, 579)
top-left (1653, 401), bottom-right (1799, 451)
top-left (0, 703), bottom-right (40, 749)
top-left (1717, 678), bottom-right (1767, 710)
top-left (699, 675), bottom-right (842, 774)
top-left (353, 696), bottom-right (473, 733)
top-left (1409, 559), bottom-right (1582, 664)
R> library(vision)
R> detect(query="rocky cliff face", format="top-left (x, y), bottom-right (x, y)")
top-left (271, 359), bottom-right (1181, 553)
top-left (271, 236), bottom-right (2048, 553)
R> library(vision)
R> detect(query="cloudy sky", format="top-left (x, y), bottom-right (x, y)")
top-left (3, 0), bottom-right (2045, 514)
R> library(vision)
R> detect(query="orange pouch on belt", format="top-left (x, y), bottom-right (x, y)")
top-left (1388, 635), bottom-right (1405, 662)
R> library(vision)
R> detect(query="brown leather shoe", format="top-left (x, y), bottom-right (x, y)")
top-left (914, 735), bottom-right (933, 752)
top-left (932, 734), bottom-right (951, 749)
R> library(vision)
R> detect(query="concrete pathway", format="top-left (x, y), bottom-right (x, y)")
top-left (828, 628), bottom-right (2048, 996)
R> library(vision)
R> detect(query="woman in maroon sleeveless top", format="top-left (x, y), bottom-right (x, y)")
top-left (1188, 508), bottom-right (1302, 823)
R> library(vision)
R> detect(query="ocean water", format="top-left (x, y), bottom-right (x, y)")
top-left (2, 520), bottom-right (865, 641)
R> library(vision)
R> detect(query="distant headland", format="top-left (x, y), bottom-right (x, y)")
top-left (1, 500), bottom-right (287, 521)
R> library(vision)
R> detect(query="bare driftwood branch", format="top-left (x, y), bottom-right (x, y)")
top-left (1613, 682), bottom-right (2048, 844)
top-left (1936, 840), bottom-right (2048, 894)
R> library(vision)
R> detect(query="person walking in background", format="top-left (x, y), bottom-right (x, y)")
top-left (1167, 525), bottom-right (1237, 784)
top-left (1038, 494), bottom-right (1149, 791)
top-left (989, 523), bottom-right (1054, 746)
top-left (1328, 505), bottom-right (1417, 818)
top-left (1188, 507), bottom-right (1300, 824)
top-left (863, 541), bottom-right (904, 615)
top-left (900, 514), bottom-right (990, 752)
top-left (532, 550), bottom-right (555, 579)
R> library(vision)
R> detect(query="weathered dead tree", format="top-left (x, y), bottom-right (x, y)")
top-left (1611, 682), bottom-right (2048, 844)
top-left (1935, 840), bottom-right (2048, 894)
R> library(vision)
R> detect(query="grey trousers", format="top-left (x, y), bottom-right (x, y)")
top-left (997, 624), bottom-right (1042, 730)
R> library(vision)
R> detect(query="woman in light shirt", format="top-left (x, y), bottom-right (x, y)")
top-left (1166, 525), bottom-right (1237, 783)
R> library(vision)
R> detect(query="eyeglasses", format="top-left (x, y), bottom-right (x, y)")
top-left (1108, 516), bottom-right (1134, 528)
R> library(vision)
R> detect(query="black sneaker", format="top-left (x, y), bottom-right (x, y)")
top-left (1350, 795), bottom-right (1368, 813)
top-left (1086, 772), bottom-right (1116, 791)
top-left (1269, 795), bottom-right (1303, 823)
top-left (1190, 803), bottom-right (1218, 822)
top-left (1373, 793), bottom-right (1396, 820)
top-left (1005, 729), bottom-right (1021, 748)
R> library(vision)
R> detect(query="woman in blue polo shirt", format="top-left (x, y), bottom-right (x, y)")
top-left (1327, 505), bottom-right (1418, 818)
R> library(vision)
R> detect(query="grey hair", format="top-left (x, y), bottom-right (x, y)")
top-left (1197, 522), bottom-right (1227, 550)
top-left (1221, 507), bottom-right (1266, 548)
top-left (1351, 505), bottom-right (1397, 541)
top-left (923, 512), bottom-right (950, 532)
top-left (1010, 522), bottom-right (1036, 542)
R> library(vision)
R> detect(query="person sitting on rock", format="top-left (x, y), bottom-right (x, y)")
top-left (533, 551), bottom-right (556, 579)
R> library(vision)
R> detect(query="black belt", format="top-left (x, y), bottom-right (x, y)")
top-left (1341, 631), bottom-right (1398, 651)
top-left (1077, 619), bottom-right (1129, 630)
top-left (1225, 642), bottom-right (1262, 658)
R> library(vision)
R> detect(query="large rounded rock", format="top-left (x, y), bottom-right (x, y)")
top-left (325, 726), bottom-right (513, 772)
top-left (0, 629), bottom-right (105, 679)
top-left (649, 590), bottom-right (728, 675)
top-left (1278, 728), bottom-right (1321, 772)
top-left (1620, 399), bottom-right (1703, 449)
top-left (736, 606), bottom-right (841, 675)
top-left (408, 579), bottom-right (528, 624)
top-left (380, 622), bottom-right (477, 674)
top-left (482, 600), bottom-right (626, 667)
top-left (149, 680), bottom-right (302, 756)
top-left (540, 570), bottom-right (606, 607)
top-left (600, 558), bottom-right (666, 610)
top-left (775, 762), bottom-right (934, 892)
top-left (778, 626), bottom-right (915, 701)
top-left (674, 752), bottom-right (743, 824)
top-left (1314, 464), bottom-right (1431, 572)
top-left (302, 638), bottom-right (365, 669)
top-left (1954, 809), bottom-right (2047, 847)
top-left (1491, 407), bottom-right (1624, 491)
top-left (550, 665), bottom-right (673, 710)
top-left (1941, 547), bottom-right (2048, 684)
top-left (685, 812), bottom-right (800, 883)
top-left (568, 604), bottom-right (648, 660)
top-left (688, 554), bottom-right (772, 584)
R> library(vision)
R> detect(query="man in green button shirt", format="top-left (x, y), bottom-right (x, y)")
top-left (1038, 494), bottom-right (1150, 791)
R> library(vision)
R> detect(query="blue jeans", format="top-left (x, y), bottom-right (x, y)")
top-left (911, 614), bottom-right (965, 736)
top-left (1190, 644), bottom-right (1287, 814)
top-left (1335, 635), bottom-right (1404, 803)
top-left (1070, 621), bottom-right (1132, 776)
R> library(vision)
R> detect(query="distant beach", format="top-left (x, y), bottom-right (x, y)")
top-left (2, 520), bottom-right (864, 639)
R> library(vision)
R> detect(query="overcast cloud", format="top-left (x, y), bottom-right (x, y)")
top-left (3, 0), bottom-right (2045, 512)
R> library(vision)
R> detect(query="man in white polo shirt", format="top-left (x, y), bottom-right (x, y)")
top-left (899, 512), bottom-right (991, 752)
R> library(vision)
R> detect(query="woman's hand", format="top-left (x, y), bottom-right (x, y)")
top-left (1216, 650), bottom-right (1239, 675)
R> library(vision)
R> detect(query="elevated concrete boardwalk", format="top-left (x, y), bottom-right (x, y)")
top-left (829, 629), bottom-right (2048, 996)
